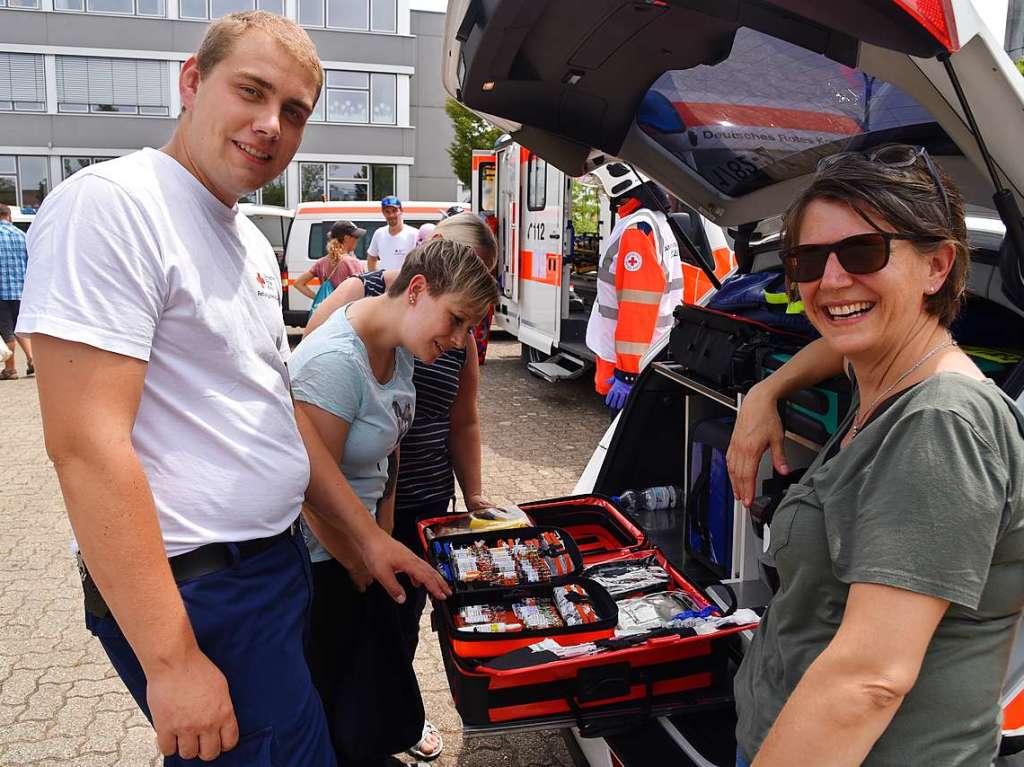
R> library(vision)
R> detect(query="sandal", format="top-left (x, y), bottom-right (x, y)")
top-left (405, 720), bottom-right (443, 762)
top-left (0, 369), bottom-right (17, 380)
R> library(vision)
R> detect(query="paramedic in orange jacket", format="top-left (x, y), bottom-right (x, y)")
top-left (586, 181), bottom-right (682, 410)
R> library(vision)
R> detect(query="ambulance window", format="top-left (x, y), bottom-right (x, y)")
top-left (527, 154), bottom-right (546, 211)
top-left (479, 161), bottom-right (496, 214)
top-left (637, 26), bottom-right (954, 197)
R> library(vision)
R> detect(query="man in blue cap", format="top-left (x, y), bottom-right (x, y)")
top-left (367, 195), bottom-right (417, 271)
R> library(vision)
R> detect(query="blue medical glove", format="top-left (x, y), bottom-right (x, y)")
top-left (605, 376), bottom-right (633, 411)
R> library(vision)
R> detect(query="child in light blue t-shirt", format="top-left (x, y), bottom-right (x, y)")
top-left (288, 238), bottom-right (499, 765)
top-left (290, 304), bottom-right (415, 564)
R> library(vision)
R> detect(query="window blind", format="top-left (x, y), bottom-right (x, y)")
top-left (57, 56), bottom-right (168, 107)
top-left (0, 53), bottom-right (46, 103)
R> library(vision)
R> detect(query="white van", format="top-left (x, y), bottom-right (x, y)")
top-left (239, 203), bottom-right (293, 271)
top-left (444, 0), bottom-right (1024, 763)
top-left (282, 200), bottom-right (457, 326)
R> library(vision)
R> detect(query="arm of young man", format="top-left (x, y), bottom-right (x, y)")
top-left (34, 336), bottom-right (238, 762)
top-left (450, 338), bottom-right (493, 511)
top-left (752, 584), bottom-right (947, 766)
top-left (726, 337), bottom-right (843, 506)
top-left (303, 275), bottom-right (366, 337)
top-left (294, 402), bottom-right (450, 603)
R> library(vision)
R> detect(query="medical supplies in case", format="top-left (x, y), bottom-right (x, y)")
top-left (418, 498), bottom-right (760, 731)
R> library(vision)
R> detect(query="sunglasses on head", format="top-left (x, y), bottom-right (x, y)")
top-left (818, 144), bottom-right (953, 228)
top-left (781, 231), bottom-right (945, 283)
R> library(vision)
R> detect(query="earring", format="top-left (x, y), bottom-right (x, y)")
top-left (409, 296), bottom-right (415, 305)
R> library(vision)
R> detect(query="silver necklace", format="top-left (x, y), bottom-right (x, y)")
top-left (848, 333), bottom-right (957, 439)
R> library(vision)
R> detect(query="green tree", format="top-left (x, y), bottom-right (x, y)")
top-left (445, 98), bottom-right (503, 187)
top-left (1017, 58), bottom-right (1024, 77)
top-left (571, 181), bottom-right (600, 234)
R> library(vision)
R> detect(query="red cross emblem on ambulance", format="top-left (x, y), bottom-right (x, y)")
top-left (623, 251), bottom-right (643, 272)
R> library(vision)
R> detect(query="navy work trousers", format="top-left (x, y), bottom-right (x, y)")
top-left (85, 531), bottom-right (336, 767)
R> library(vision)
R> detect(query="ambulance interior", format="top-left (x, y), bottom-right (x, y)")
top-left (446, 0), bottom-right (1024, 759)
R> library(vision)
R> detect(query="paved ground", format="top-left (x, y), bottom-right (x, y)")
top-left (0, 335), bottom-right (611, 767)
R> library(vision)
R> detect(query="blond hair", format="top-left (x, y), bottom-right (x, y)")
top-left (325, 235), bottom-right (347, 266)
top-left (434, 212), bottom-right (498, 270)
top-left (389, 239), bottom-right (499, 318)
top-left (196, 11), bottom-right (323, 95)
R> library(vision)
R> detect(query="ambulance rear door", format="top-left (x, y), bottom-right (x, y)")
top-left (495, 142), bottom-right (521, 318)
top-left (517, 149), bottom-right (564, 355)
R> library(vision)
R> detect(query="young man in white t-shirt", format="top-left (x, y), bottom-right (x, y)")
top-left (366, 195), bottom-right (418, 271)
top-left (17, 12), bottom-right (447, 766)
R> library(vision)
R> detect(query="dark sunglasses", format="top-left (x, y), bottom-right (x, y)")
top-left (781, 232), bottom-right (945, 283)
top-left (818, 145), bottom-right (952, 227)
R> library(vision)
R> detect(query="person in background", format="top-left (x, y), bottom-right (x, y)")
top-left (725, 146), bottom-right (1024, 767)
top-left (416, 222), bottom-right (436, 246)
top-left (292, 239), bottom-right (498, 767)
top-left (293, 220), bottom-right (366, 299)
top-left (585, 173), bottom-right (681, 411)
top-left (305, 211), bottom-right (498, 762)
top-left (366, 196), bottom-right (417, 271)
top-left (0, 203), bottom-right (31, 378)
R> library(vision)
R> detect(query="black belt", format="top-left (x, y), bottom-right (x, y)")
top-left (81, 523), bottom-right (297, 619)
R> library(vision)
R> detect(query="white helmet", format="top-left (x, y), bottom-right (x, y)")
top-left (580, 162), bottom-right (650, 200)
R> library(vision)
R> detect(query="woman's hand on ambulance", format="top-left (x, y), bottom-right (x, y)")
top-left (728, 380), bottom-right (788, 508)
top-left (726, 338), bottom-right (843, 507)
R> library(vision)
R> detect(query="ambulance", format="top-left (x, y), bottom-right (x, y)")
top-left (470, 139), bottom-right (735, 382)
top-left (281, 200), bottom-right (457, 327)
top-left (443, 0), bottom-right (1024, 764)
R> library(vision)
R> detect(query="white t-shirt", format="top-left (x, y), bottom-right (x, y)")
top-left (17, 148), bottom-right (310, 557)
top-left (367, 224), bottom-right (418, 270)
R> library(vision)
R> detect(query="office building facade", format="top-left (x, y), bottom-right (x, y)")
top-left (0, 0), bottom-right (459, 211)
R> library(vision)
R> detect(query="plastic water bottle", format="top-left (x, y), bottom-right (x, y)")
top-left (615, 485), bottom-right (684, 513)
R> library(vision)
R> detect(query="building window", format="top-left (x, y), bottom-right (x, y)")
top-left (0, 0), bottom-right (42, 8)
top-left (179, 0), bottom-right (280, 20)
top-left (0, 155), bottom-right (49, 210)
top-left (62, 156), bottom-right (116, 179)
top-left (53, 0), bottom-right (165, 15)
top-left (527, 154), bottom-right (546, 211)
top-left (299, 162), bottom-right (395, 202)
top-left (299, 0), bottom-right (396, 32)
top-left (56, 56), bottom-right (170, 116)
top-left (312, 70), bottom-right (396, 125)
top-left (0, 53), bottom-right (46, 112)
top-left (239, 172), bottom-right (287, 207)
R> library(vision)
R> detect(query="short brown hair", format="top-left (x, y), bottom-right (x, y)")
top-left (196, 11), bottom-right (323, 95)
top-left (388, 238), bottom-right (499, 318)
top-left (0, 204), bottom-right (10, 220)
top-left (782, 146), bottom-right (969, 326)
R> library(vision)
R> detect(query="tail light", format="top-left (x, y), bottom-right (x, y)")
top-left (893, 0), bottom-right (959, 52)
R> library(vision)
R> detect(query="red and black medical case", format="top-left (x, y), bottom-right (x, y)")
top-left (418, 495), bottom-right (758, 731)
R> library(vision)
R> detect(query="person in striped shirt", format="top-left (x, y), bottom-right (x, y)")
top-left (305, 211), bottom-right (498, 762)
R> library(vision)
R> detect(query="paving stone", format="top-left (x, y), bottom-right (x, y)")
top-left (0, 337), bottom-right (607, 765)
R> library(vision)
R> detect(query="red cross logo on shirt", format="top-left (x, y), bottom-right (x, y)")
top-left (623, 251), bottom-right (643, 272)
top-left (256, 273), bottom-right (266, 287)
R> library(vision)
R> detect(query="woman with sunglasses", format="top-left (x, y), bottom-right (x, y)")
top-left (726, 145), bottom-right (1024, 767)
